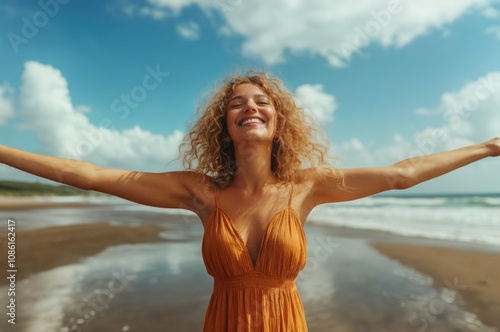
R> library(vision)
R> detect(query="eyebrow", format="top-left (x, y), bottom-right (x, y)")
top-left (228, 94), bottom-right (269, 103)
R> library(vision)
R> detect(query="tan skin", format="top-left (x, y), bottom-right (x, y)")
top-left (1, 83), bottom-right (499, 266)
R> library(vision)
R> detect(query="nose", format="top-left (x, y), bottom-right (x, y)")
top-left (243, 100), bottom-right (258, 113)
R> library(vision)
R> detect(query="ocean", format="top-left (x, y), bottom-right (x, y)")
top-left (309, 193), bottom-right (500, 247)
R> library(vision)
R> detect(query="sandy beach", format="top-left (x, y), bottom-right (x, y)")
top-left (0, 198), bottom-right (499, 331)
top-left (0, 222), bottom-right (167, 286)
top-left (0, 195), bottom-right (113, 211)
top-left (372, 242), bottom-right (500, 329)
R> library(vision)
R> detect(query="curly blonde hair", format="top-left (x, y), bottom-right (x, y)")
top-left (178, 71), bottom-right (338, 187)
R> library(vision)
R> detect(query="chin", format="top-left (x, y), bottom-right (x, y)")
top-left (239, 134), bottom-right (273, 144)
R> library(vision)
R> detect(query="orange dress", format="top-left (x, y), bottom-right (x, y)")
top-left (202, 183), bottom-right (308, 331)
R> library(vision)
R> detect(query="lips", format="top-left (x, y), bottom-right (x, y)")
top-left (239, 117), bottom-right (265, 126)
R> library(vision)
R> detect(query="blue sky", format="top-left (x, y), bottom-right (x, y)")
top-left (0, 0), bottom-right (499, 194)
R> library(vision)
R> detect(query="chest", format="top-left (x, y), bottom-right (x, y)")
top-left (221, 207), bottom-right (290, 258)
top-left (203, 205), bottom-right (305, 272)
top-left (202, 183), bottom-right (301, 267)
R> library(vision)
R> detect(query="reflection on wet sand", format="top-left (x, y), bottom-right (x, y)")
top-left (300, 233), bottom-right (496, 331)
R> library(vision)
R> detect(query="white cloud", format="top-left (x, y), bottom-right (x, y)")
top-left (333, 134), bottom-right (407, 168)
top-left (295, 84), bottom-right (337, 122)
top-left (75, 105), bottom-right (92, 113)
top-left (418, 72), bottom-right (500, 147)
top-left (482, 6), bottom-right (500, 18)
top-left (139, 6), bottom-right (169, 20)
top-left (18, 61), bottom-right (183, 172)
top-left (299, 72), bottom-right (499, 190)
top-left (0, 83), bottom-right (14, 125)
top-left (486, 25), bottom-right (500, 38)
top-left (176, 21), bottom-right (200, 40)
top-left (342, 71), bottom-right (500, 163)
top-left (147, 0), bottom-right (205, 15)
top-left (223, 0), bottom-right (495, 67)
top-left (118, 4), bottom-right (167, 19)
top-left (332, 72), bottom-right (500, 193)
top-left (118, 0), bottom-right (207, 19)
top-left (414, 107), bottom-right (435, 116)
top-left (119, 0), bottom-right (496, 67)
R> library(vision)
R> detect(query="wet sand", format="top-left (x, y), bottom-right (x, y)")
top-left (1, 199), bottom-right (499, 331)
top-left (372, 242), bottom-right (500, 329)
top-left (0, 195), bottom-right (112, 211)
top-left (0, 222), bottom-right (166, 285)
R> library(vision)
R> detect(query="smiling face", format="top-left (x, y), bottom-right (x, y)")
top-left (226, 83), bottom-right (278, 144)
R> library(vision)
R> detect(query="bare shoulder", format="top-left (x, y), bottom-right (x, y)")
top-left (174, 170), bottom-right (214, 191)
top-left (146, 170), bottom-right (217, 224)
top-left (183, 170), bottom-right (216, 197)
top-left (293, 167), bottom-right (341, 222)
top-left (163, 170), bottom-right (216, 215)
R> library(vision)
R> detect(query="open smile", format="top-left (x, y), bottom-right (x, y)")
top-left (239, 117), bottom-right (265, 126)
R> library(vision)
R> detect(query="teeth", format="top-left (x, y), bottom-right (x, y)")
top-left (240, 118), bottom-right (263, 126)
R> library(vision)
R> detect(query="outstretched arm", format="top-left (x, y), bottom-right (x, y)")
top-left (0, 145), bottom-right (211, 212)
top-left (306, 137), bottom-right (499, 206)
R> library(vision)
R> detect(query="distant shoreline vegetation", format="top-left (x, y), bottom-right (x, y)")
top-left (0, 180), bottom-right (105, 197)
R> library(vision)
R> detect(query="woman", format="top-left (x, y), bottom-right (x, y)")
top-left (1, 72), bottom-right (499, 331)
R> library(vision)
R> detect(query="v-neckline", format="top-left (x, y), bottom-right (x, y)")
top-left (215, 206), bottom-right (292, 270)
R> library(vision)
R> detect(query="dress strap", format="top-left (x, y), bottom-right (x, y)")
top-left (213, 184), bottom-right (220, 208)
top-left (288, 182), bottom-right (294, 207)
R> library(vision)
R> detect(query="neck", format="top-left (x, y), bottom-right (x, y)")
top-left (231, 140), bottom-right (277, 192)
